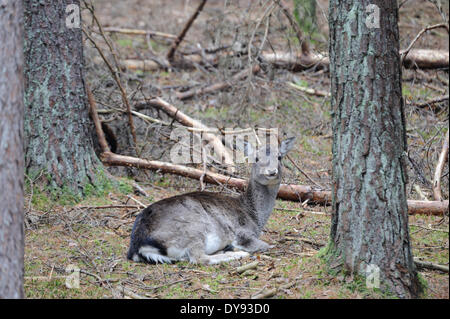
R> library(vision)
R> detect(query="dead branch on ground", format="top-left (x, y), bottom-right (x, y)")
top-left (118, 48), bottom-right (448, 74)
top-left (413, 257), bottom-right (449, 273)
top-left (141, 97), bottom-right (234, 169)
top-left (410, 94), bottom-right (449, 109)
top-left (288, 81), bottom-right (331, 98)
top-left (402, 49), bottom-right (449, 69)
top-left (119, 53), bottom-right (219, 71)
top-left (103, 27), bottom-right (177, 39)
top-left (99, 151), bottom-right (448, 216)
top-left (176, 65), bottom-right (260, 100)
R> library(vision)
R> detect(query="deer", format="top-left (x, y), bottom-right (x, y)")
top-left (127, 137), bottom-right (296, 265)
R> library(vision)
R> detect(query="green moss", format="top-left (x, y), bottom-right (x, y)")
top-left (25, 167), bottom-right (135, 210)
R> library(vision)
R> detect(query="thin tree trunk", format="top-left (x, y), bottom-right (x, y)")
top-left (0, 0), bottom-right (25, 299)
top-left (327, 0), bottom-right (420, 298)
top-left (23, 0), bottom-right (100, 194)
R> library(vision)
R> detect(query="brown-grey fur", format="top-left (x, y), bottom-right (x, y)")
top-left (127, 137), bottom-right (295, 264)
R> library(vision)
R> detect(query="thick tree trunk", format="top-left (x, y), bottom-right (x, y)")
top-left (0, 0), bottom-right (25, 299)
top-left (327, 0), bottom-right (420, 298)
top-left (23, 0), bottom-right (99, 194)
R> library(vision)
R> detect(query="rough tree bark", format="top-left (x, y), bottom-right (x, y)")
top-left (23, 0), bottom-right (100, 195)
top-left (0, 0), bottom-right (25, 299)
top-left (326, 0), bottom-right (421, 298)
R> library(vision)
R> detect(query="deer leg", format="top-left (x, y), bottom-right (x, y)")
top-left (233, 234), bottom-right (274, 253)
top-left (186, 242), bottom-right (249, 265)
top-left (201, 251), bottom-right (250, 265)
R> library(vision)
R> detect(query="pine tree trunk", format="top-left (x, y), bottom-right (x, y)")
top-left (327, 0), bottom-right (421, 298)
top-left (23, 0), bottom-right (99, 195)
top-left (0, 0), bottom-right (25, 299)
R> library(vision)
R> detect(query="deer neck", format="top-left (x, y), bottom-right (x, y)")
top-left (241, 178), bottom-right (280, 232)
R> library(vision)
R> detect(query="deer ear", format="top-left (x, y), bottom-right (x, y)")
top-left (280, 137), bottom-right (296, 157)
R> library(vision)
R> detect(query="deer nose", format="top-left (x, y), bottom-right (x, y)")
top-left (266, 168), bottom-right (278, 176)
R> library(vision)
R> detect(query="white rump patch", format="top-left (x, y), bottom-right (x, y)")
top-left (139, 246), bottom-right (172, 264)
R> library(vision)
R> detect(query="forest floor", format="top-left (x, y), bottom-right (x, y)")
top-left (24, 185), bottom-right (448, 299)
top-left (24, 0), bottom-right (448, 299)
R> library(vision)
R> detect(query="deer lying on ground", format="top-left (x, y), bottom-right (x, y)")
top-left (127, 137), bottom-right (296, 264)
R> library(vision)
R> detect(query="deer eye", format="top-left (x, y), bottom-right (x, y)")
top-left (255, 157), bottom-right (259, 162)
top-left (278, 156), bottom-right (282, 161)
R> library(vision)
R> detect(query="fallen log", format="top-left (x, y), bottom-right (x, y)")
top-left (103, 27), bottom-right (177, 39)
top-left (100, 152), bottom-right (448, 215)
top-left (176, 65), bottom-right (260, 100)
top-left (261, 49), bottom-right (448, 71)
top-left (402, 49), bottom-right (449, 69)
top-left (120, 53), bottom-right (218, 71)
top-left (414, 257), bottom-right (449, 273)
top-left (260, 51), bottom-right (330, 71)
top-left (407, 200), bottom-right (449, 216)
top-left (119, 48), bottom-right (447, 74)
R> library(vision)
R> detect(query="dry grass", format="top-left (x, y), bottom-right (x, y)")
top-left (24, 183), bottom-right (448, 299)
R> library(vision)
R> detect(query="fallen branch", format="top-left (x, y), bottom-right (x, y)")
top-left (433, 130), bottom-right (449, 201)
top-left (413, 258), bottom-right (449, 273)
top-left (235, 261), bottom-right (259, 274)
top-left (260, 50), bottom-right (329, 71)
top-left (410, 223), bottom-right (448, 233)
top-left (76, 204), bottom-right (140, 209)
top-left (264, 49), bottom-right (449, 70)
top-left (410, 95), bottom-right (449, 109)
top-left (120, 53), bottom-right (218, 71)
top-left (402, 49), bottom-right (449, 69)
top-left (103, 27), bottom-right (177, 39)
top-left (143, 97), bottom-right (234, 168)
top-left (251, 281), bottom-right (296, 299)
top-left (176, 65), bottom-right (260, 100)
top-left (99, 152), bottom-right (449, 215)
top-left (120, 48), bottom-right (448, 73)
top-left (406, 200), bottom-right (449, 215)
top-left (288, 82), bottom-right (331, 98)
